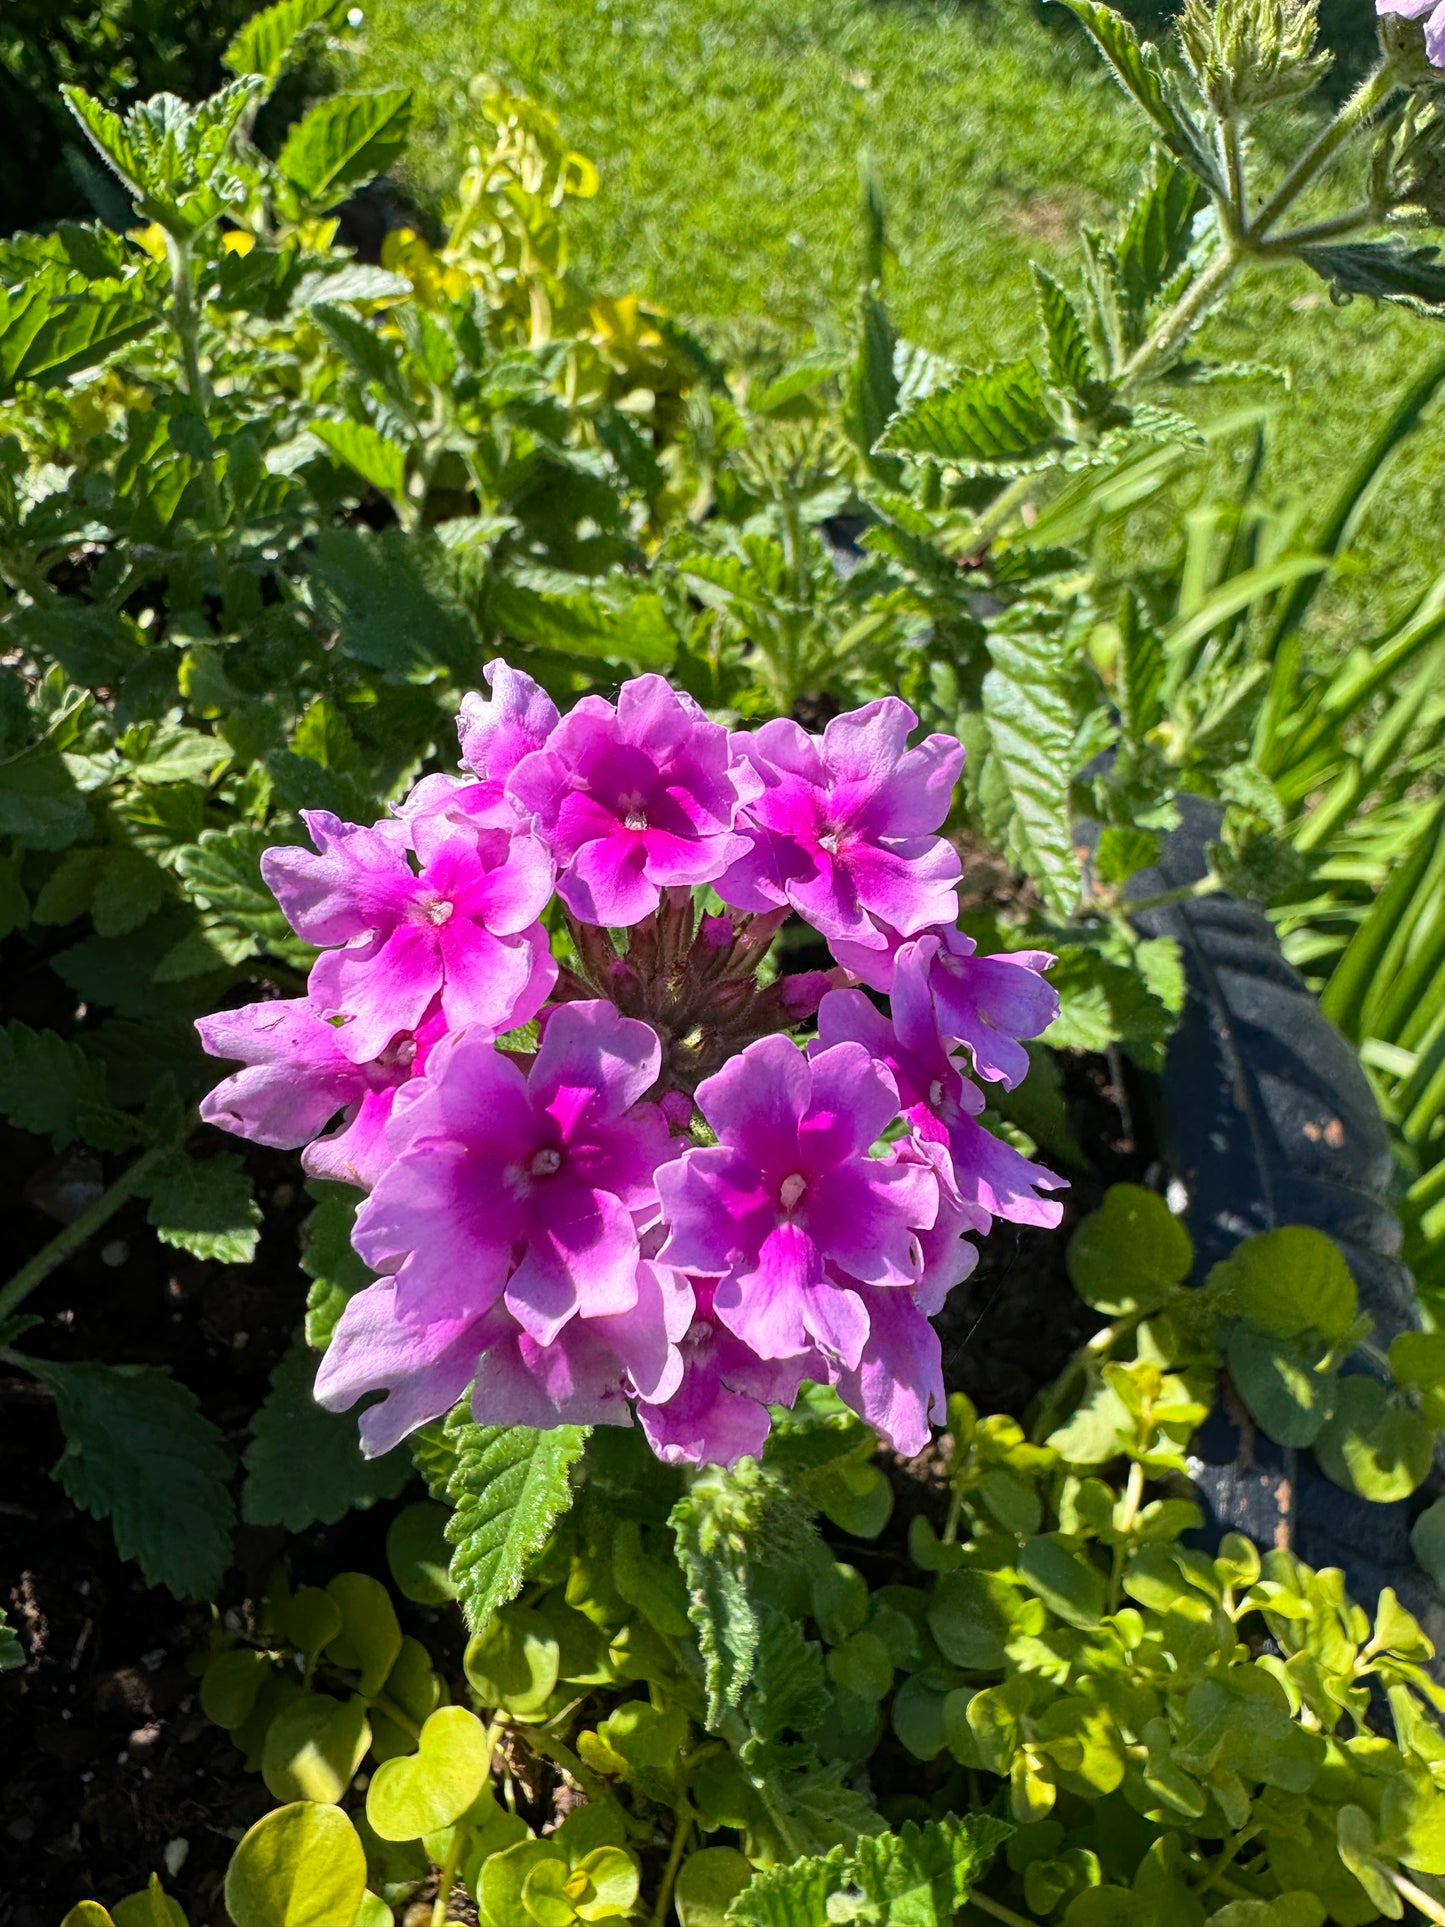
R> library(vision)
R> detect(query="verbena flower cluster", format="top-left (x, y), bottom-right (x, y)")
top-left (198, 665), bottom-right (1063, 1466)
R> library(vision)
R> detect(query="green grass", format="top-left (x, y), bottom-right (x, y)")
top-left (350, 0), bottom-right (1445, 637)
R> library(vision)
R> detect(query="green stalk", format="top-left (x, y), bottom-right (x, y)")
top-left (1247, 64), bottom-right (1397, 241)
top-left (0, 1145), bottom-right (167, 1324)
top-left (163, 228), bottom-right (225, 537)
top-left (649, 1805), bottom-right (694, 1927)
top-left (430, 1816), bottom-right (466, 1927)
top-left (970, 1891), bottom-right (1041, 1927)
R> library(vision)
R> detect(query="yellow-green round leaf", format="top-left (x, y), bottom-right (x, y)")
top-left (325, 1573), bottom-right (401, 1695)
top-left (1211, 1226), bottom-right (1356, 1343)
top-left (674, 1847), bottom-right (753, 1926)
top-left (353, 1896), bottom-right (393, 1927)
top-left (261, 1691), bottom-right (371, 1804)
top-left (225, 1802), bottom-right (367, 1927)
top-left (464, 1614), bottom-right (560, 1715)
top-left (1066, 1184), bottom-right (1192, 1316)
top-left (113, 1889), bottom-right (186, 1927)
top-left (1315, 1375), bottom-right (1433, 1503)
top-left (386, 1501), bottom-right (458, 1605)
top-left (366, 1704), bottom-right (491, 1842)
top-left (286, 1585), bottom-right (344, 1663)
top-left (201, 1647), bottom-right (274, 1730)
top-left (60, 1907), bottom-right (114, 1927)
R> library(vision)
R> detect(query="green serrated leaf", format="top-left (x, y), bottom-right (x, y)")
top-left (278, 90), bottom-right (414, 206)
top-left (445, 1419), bottom-right (589, 1634)
top-left (488, 576), bottom-right (677, 668)
top-left (0, 1019), bottom-right (111, 1147)
top-left (1033, 266), bottom-right (1096, 397)
top-left (670, 1462), bottom-right (816, 1729)
top-left (1055, 1), bottom-right (1220, 188)
top-left (312, 417), bottom-right (408, 500)
top-left (225, 0), bottom-right (345, 83)
top-left (724, 1846), bottom-right (850, 1926)
top-left (876, 359), bottom-right (1057, 473)
top-left (1113, 150), bottom-right (1204, 346)
top-left (0, 1605), bottom-right (24, 1672)
top-left (243, 1340), bottom-right (410, 1532)
top-left (1300, 241), bottom-right (1445, 316)
top-left (979, 627), bottom-right (1082, 915)
top-left (29, 1358), bottom-right (233, 1599)
top-left (143, 1150), bottom-right (261, 1264)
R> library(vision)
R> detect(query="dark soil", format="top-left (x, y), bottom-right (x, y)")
top-left (1, 1041), bottom-right (1151, 1926)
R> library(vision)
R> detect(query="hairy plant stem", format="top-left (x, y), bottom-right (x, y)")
top-left (163, 229), bottom-right (225, 537)
top-left (1247, 64), bottom-right (1397, 241)
top-left (0, 1144), bottom-right (167, 1324)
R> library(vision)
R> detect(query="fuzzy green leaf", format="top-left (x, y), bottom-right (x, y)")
top-left (979, 627), bottom-right (1082, 915)
top-left (670, 1462), bottom-right (817, 1729)
top-left (243, 1340), bottom-right (411, 1532)
top-left (30, 1358), bottom-right (234, 1599)
top-left (1114, 151), bottom-right (1204, 343)
top-left (143, 1150), bottom-right (261, 1264)
top-left (0, 1019), bottom-right (110, 1147)
top-left (488, 576), bottom-right (678, 668)
top-left (1300, 242), bottom-right (1445, 317)
top-left (311, 417), bottom-right (408, 500)
top-left (1033, 266), bottom-right (1096, 397)
top-left (445, 1419), bottom-right (589, 1634)
top-left (1054, 1), bottom-right (1220, 188)
top-left (876, 359), bottom-right (1056, 473)
top-left (278, 89), bottom-right (414, 205)
top-left (225, 0), bottom-right (345, 83)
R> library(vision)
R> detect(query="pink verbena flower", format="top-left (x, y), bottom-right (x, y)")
top-left (315, 1264), bottom-right (689, 1455)
top-left (831, 925), bottom-right (1058, 1090)
top-left (830, 1285), bottom-right (946, 1459)
top-left (508, 674), bottom-right (756, 926)
top-left (458, 658), bottom-right (560, 787)
top-left (195, 999), bottom-right (444, 1189)
top-left (635, 1280), bottom-right (819, 1468)
top-left (261, 806), bottom-right (555, 1061)
top-left (816, 942), bottom-right (1064, 1230)
top-left (656, 1034), bottom-right (938, 1366)
top-left (350, 1001), bottom-right (671, 1344)
top-left (1379, 0), bottom-right (1445, 65)
top-left (715, 698), bottom-right (963, 952)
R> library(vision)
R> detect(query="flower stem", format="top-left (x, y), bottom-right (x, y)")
top-left (0, 1145), bottom-right (167, 1325)
top-left (1395, 1871), bottom-right (1445, 1925)
top-left (1248, 63), bottom-right (1396, 240)
top-left (1116, 242), bottom-right (1241, 390)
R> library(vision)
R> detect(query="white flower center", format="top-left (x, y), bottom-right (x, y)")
top-left (422, 895), bottom-right (454, 926)
top-left (779, 1172), bottom-right (807, 1212)
top-left (530, 1147), bottom-right (563, 1178)
top-left (817, 829), bottom-right (841, 855)
top-left (624, 810), bottom-right (649, 832)
top-left (929, 1077), bottom-right (945, 1109)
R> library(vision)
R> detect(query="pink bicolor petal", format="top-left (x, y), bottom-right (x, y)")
top-left (469, 1319), bottom-right (636, 1430)
top-left (693, 1033), bottom-right (811, 1173)
top-left (805, 1041), bottom-right (901, 1163)
top-left (923, 931), bottom-right (1059, 1089)
top-left (309, 924), bottom-right (441, 1062)
top-left (505, 1186), bottom-right (641, 1344)
top-left (1427, 0), bottom-right (1445, 61)
top-left (458, 660), bottom-right (560, 781)
top-left (714, 1219), bottom-right (822, 1357)
top-left (261, 812), bottom-right (412, 945)
top-left (196, 999), bottom-right (362, 1146)
top-left (637, 1379), bottom-right (774, 1468)
top-left (950, 1115), bottom-right (1066, 1229)
top-left (561, 829), bottom-right (658, 925)
top-left (832, 1288), bottom-right (945, 1457)
top-left (303, 1085), bottom-right (400, 1189)
top-left (314, 1280), bottom-right (492, 1456)
top-left (807, 1157), bottom-right (936, 1287)
top-left (532, 1000), bottom-right (662, 1125)
top-left (821, 700), bottom-right (963, 838)
top-left (438, 921), bottom-right (556, 1036)
top-left (1378, 0), bottom-right (1436, 16)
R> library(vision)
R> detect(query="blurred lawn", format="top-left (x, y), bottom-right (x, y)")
top-left (351, 0), bottom-right (1445, 644)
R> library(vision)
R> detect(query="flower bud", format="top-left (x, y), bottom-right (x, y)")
top-left (1178, 0), bottom-right (1330, 114)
